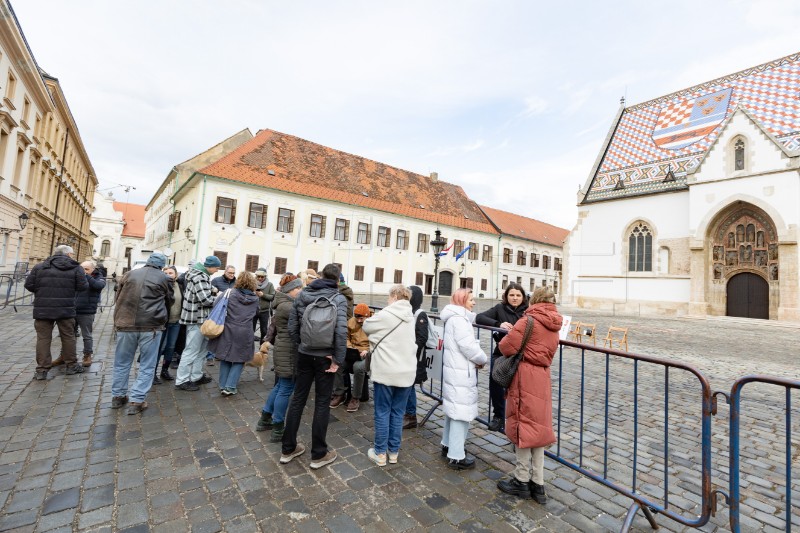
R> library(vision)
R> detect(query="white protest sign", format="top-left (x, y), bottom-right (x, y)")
top-left (559, 315), bottom-right (572, 341)
top-left (424, 324), bottom-right (444, 381)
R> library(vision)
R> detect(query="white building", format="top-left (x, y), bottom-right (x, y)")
top-left (564, 52), bottom-right (800, 321)
top-left (90, 191), bottom-right (147, 276)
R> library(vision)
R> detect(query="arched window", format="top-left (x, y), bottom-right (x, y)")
top-left (628, 223), bottom-right (652, 272)
top-left (100, 240), bottom-right (110, 257)
top-left (734, 139), bottom-right (745, 170)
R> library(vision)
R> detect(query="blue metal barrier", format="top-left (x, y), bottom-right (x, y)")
top-left (0, 273), bottom-right (117, 311)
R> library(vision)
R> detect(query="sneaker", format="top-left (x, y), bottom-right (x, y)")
top-left (175, 381), bottom-right (199, 391)
top-left (402, 415), bottom-right (418, 429)
top-left (280, 443), bottom-right (306, 464)
top-left (498, 477), bottom-right (533, 499)
top-left (82, 354), bottom-right (93, 367)
top-left (388, 451), bottom-right (399, 464)
top-left (329, 395), bottom-right (346, 408)
top-left (65, 364), bottom-right (85, 375)
top-left (310, 450), bottom-right (337, 470)
top-left (345, 398), bottom-right (360, 412)
top-left (488, 416), bottom-right (504, 432)
top-left (193, 374), bottom-right (213, 385)
top-left (448, 457), bottom-right (475, 470)
top-left (34, 370), bottom-right (48, 381)
top-left (51, 356), bottom-right (65, 366)
top-left (111, 396), bottom-right (129, 409)
top-left (127, 401), bottom-right (148, 415)
top-left (256, 411), bottom-right (274, 432)
top-left (529, 481), bottom-right (548, 504)
top-left (227, 387), bottom-right (238, 395)
top-left (367, 448), bottom-right (387, 467)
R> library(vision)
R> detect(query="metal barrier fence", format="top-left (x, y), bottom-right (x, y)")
top-left (413, 312), bottom-right (798, 532)
top-left (0, 272), bottom-right (118, 312)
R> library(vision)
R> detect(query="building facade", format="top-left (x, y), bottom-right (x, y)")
top-left (564, 52), bottom-right (800, 321)
top-left (89, 191), bottom-right (148, 276)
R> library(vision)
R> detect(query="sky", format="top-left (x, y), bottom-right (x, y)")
top-left (10, 1), bottom-right (800, 231)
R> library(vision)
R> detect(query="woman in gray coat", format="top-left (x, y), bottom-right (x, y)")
top-left (208, 272), bottom-right (259, 396)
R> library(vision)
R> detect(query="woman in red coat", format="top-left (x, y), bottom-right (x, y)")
top-left (496, 287), bottom-right (562, 504)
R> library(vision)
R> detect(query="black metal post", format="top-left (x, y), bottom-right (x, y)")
top-left (49, 128), bottom-right (70, 254)
top-left (431, 253), bottom-right (441, 313)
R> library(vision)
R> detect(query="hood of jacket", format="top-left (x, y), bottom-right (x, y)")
top-left (307, 278), bottom-right (337, 291)
top-left (271, 288), bottom-right (293, 311)
top-left (230, 287), bottom-right (259, 306)
top-left (379, 299), bottom-right (413, 324)
top-left (47, 254), bottom-right (81, 271)
top-left (409, 286), bottom-right (423, 312)
top-left (525, 302), bottom-right (562, 332)
top-left (440, 303), bottom-right (475, 325)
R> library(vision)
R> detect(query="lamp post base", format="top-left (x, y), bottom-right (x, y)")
top-left (430, 292), bottom-right (439, 314)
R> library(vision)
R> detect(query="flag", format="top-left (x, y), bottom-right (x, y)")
top-left (455, 244), bottom-right (472, 261)
top-left (436, 242), bottom-right (455, 257)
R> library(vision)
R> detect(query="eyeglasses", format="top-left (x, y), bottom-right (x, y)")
top-left (256, 276), bottom-right (266, 279)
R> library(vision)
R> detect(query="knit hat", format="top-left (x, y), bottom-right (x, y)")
top-left (254, 268), bottom-right (267, 277)
top-left (203, 256), bottom-right (222, 268)
top-left (281, 278), bottom-right (303, 293)
top-left (354, 303), bottom-right (371, 317)
top-left (146, 252), bottom-right (167, 269)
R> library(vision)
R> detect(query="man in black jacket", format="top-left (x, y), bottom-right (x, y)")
top-left (111, 252), bottom-right (173, 415)
top-left (25, 245), bottom-right (89, 380)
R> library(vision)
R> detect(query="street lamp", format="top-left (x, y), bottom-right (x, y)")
top-left (0, 213), bottom-right (29, 234)
top-left (184, 227), bottom-right (196, 244)
top-left (430, 229), bottom-right (447, 313)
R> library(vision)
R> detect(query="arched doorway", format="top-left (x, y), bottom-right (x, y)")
top-left (438, 271), bottom-right (454, 296)
top-left (726, 273), bottom-right (769, 319)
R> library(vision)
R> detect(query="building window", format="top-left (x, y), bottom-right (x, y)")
top-left (375, 267), bottom-right (384, 283)
top-left (452, 240), bottom-right (464, 257)
top-left (0, 234), bottom-right (7, 265)
top-left (502, 275), bottom-right (508, 290)
top-left (463, 277), bottom-right (474, 289)
top-left (516, 276), bottom-right (522, 285)
top-left (530, 279), bottom-right (536, 292)
top-left (468, 242), bottom-right (479, 260)
top-left (394, 270), bottom-right (403, 284)
top-left (543, 255), bottom-right (551, 270)
top-left (417, 233), bottom-right (429, 253)
top-left (354, 265), bottom-right (365, 281)
top-left (542, 279), bottom-right (547, 287)
top-left (377, 226), bottom-right (391, 247)
top-left (213, 250), bottom-right (228, 266)
top-left (554, 280), bottom-right (559, 294)
top-left (309, 214), bottom-right (326, 238)
top-left (481, 279), bottom-right (487, 291)
top-left (248, 203), bottom-right (267, 229)
top-left (245, 255), bottom-right (259, 272)
top-left (734, 139), bottom-right (745, 171)
top-left (274, 257), bottom-right (287, 274)
top-left (100, 240), bottom-right (111, 257)
top-left (554, 257), bottom-right (562, 271)
top-left (22, 97), bottom-right (30, 125)
top-left (307, 260), bottom-right (319, 272)
top-left (277, 208), bottom-right (294, 233)
top-left (482, 245), bottom-right (493, 262)
top-left (353, 222), bottom-right (370, 244)
top-left (502, 248), bottom-right (512, 263)
top-left (173, 210), bottom-right (181, 231)
top-left (396, 229), bottom-right (408, 250)
top-left (215, 197), bottom-right (236, 224)
top-left (334, 218), bottom-right (349, 241)
top-left (531, 253), bottom-right (540, 268)
top-left (415, 272), bottom-right (423, 285)
top-left (628, 222), bottom-right (653, 272)
top-left (517, 250), bottom-right (526, 266)
top-left (5, 70), bottom-right (16, 100)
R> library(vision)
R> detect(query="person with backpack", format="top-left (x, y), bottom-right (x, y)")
top-left (280, 264), bottom-right (348, 470)
top-left (403, 285), bottom-right (431, 429)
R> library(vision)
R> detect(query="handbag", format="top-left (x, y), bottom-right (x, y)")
top-left (364, 318), bottom-right (403, 373)
top-left (200, 289), bottom-right (231, 339)
top-left (264, 320), bottom-right (277, 345)
top-left (491, 317), bottom-right (534, 388)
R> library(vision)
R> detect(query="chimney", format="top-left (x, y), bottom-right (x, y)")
top-left (430, 172), bottom-right (438, 182)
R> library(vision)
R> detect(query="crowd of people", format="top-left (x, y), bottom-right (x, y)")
top-left (26, 246), bottom-right (563, 504)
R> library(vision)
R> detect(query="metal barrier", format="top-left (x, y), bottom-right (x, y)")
top-left (0, 272), bottom-right (117, 312)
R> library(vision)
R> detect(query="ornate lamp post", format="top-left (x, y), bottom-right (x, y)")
top-left (430, 229), bottom-right (447, 313)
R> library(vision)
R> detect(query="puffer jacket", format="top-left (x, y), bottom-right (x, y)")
top-left (440, 304), bottom-right (488, 421)
top-left (179, 265), bottom-right (215, 324)
top-left (208, 288), bottom-right (259, 363)
top-left (362, 299), bottom-right (416, 388)
top-left (113, 265), bottom-right (174, 331)
top-left (271, 290), bottom-right (298, 378)
top-left (75, 270), bottom-right (106, 315)
top-left (25, 254), bottom-right (88, 320)
top-left (287, 278), bottom-right (348, 365)
top-left (338, 283), bottom-right (354, 318)
top-left (409, 286), bottom-right (428, 384)
top-left (476, 301), bottom-right (527, 358)
top-left (498, 302), bottom-right (562, 449)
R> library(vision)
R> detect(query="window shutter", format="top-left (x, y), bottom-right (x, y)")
top-left (404, 232), bottom-right (409, 250)
top-left (215, 197), bottom-right (222, 223)
top-left (230, 201), bottom-right (237, 224)
top-left (261, 206), bottom-right (267, 229)
top-left (288, 211), bottom-right (295, 233)
top-left (175, 210), bottom-right (181, 230)
top-left (167, 213), bottom-right (175, 232)
top-left (366, 224), bottom-right (371, 244)
top-left (320, 216), bottom-right (326, 238)
top-left (344, 219), bottom-right (350, 240)
top-left (386, 228), bottom-right (391, 246)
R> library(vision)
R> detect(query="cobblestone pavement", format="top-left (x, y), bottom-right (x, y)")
top-left (0, 298), bottom-right (797, 532)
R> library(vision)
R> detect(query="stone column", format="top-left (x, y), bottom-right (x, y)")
top-left (777, 242), bottom-right (799, 321)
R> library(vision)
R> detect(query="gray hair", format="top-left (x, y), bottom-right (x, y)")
top-left (54, 245), bottom-right (74, 256)
top-left (388, 284), bottom-right (411, 301)
top-left (81, 260), bottom-right (96, 271)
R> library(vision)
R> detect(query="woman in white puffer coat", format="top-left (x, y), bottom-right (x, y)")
top-left (439, 288), bottom-right (488, 470)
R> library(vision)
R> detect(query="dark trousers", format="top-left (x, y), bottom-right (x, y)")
top-left (35, 318), bottom-right (77, 371)
top-left (489, 355), bottom-right (506, 419)
top-left (253, 311), bottom-right (270, 343)
top-left (282, 352), bottom-right (335, 460)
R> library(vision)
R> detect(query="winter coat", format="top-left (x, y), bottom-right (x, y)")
top-left (166, 279), bottom-right (183, 323)
top-left (440, 304), bottom-right (488, 421)
top-left (476, 301), bottom-right (527, 358)
top-left (75, 270), bottom-right (106, 315)
top-left (208, 288), bottom-right (259, 363)
top-left (498, 302), bottom-right (562, 449)
top-left (270, 289), bottom-right (298, 378)
top-left (179, 265), bottom-right (215, 324)
top-left (256, 278), bottom-right (275, 314)
top-left (25, 254), bottom-right (88, 320)
top-left (362, 299), bottom-right (416, 388)
top-left (409, 285), bottom-right (428, 384)
top-left (338, 283), bottom-right (354, 318)
top-left (288, 278), bottom-right (348, 365)
top-left (346, 317), bottom-right (370, 351)
top-left (211, 274), bottom-right (236, 293)
top-left (113, 265), bottom-right (174, 332)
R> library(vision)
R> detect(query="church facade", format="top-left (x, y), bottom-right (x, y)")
top-left (564, 52), bottom-right (800, 322)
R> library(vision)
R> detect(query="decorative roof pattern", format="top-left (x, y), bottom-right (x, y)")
top-left (199, 129), bottom-right (498, 234)
top-left (479, 205), bottom-right (569, 246)
top-left (584, 52), bottom-right (800, 203)
top-left (112, 202), bottom-right (146, 238)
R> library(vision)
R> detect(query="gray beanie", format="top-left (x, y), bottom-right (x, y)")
top-left (203, 255), bottom-right (222, 268)
top-left (146, 252), bottom-right (167, 269)
top-left (281, 278), bottom-right (303, 293)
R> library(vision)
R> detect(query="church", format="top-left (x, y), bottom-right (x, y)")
top-left (564, 52), bottom-right (799, 322)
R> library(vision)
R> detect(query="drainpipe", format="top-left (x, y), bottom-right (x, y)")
top-left (495, 233), bottom-right (502, 299)
top-left (195, 175), bottom-right (208, 258)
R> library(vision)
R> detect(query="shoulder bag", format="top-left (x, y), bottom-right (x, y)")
top-left (491, 316), bottom-right (534, 388)
top-left (200, 289), bottom-right (231, 339)
top-left (364, 318), bottom-right (403, 373)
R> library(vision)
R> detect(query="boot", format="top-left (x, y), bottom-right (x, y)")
top-left (402, 415), bottom-right (418, 429)
top-left (152, 374), bottom-right (162, 385)
top-left (269, 422), bottom-right (285, 443)
top-left (51, 356), bottom-right (65, 366)
top-left (497, 477), bottom-right (533, 499)
top-left (82, 353), bottom-right (93, 367)
top-left (256, 411), bottom-right (273, 432)
top-left (529, 481), bottom-right (548, 504)
top-left (160, 368), bottom-right (174, 381)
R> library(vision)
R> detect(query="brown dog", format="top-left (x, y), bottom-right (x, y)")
top-left (246, 341), bottom-right (270, 382)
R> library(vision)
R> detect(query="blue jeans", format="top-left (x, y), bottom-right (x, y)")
top-left (218, 361), bottom-right (244, 389)
top-left (373, 383), bottom-right (412, 455)
top-left (158, 322), bottom-right (181, 368)
top-left (405, 386), bottom-right (417, 416)
top-left (263, 376), bottom-right (295, 424)
top-left (176, 325), bottom-right (207, 385)
top-left (441, 416), bottom-right (470, 460)
top-left (112, 330), bottom-right (162, 403)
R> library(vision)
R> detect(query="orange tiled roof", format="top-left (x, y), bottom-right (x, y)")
top-left (479, 205), bottom-right (570, 246)
top-left (112, 202), bottom-right (146, 238)
top-left (198, 129), bottom-right (498, 234)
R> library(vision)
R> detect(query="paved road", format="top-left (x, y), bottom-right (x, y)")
top-left (0, 297), bottom-right (797, 532)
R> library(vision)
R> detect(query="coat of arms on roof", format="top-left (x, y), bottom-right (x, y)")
top-left (652, 88), bottom-right (732, 150)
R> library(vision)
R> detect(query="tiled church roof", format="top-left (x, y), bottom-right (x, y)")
top-left (583, 52), bottom-right (800, 203)
top-left (479, 205), bottom-right (569, 246)
top-left (199, 129), bottom-right (498, 234)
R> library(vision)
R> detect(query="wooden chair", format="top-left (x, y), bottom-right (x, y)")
top-left (574, 323), bottom-right (597, 346)
top-left (568, 321), bottom-right (582, 342)
top-left (602, 326), bottom-right (629, 352)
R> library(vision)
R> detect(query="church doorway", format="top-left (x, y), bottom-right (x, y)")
top-left (438, 271), bottom-right (454, 296)
top-left (726, 273), bottom-right (768, 319)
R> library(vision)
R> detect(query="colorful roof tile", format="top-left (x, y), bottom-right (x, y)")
top-left (198, 129), bottom-right (498, 234)
top-left (583, 52), bottom-right (800, 203)
top-left (479, 205), bottom-right (569, 246)
top-left (112, 202), bottom-right (146, 238)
